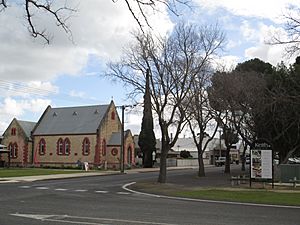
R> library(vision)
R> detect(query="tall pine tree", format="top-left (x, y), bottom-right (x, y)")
top-left (138, 69), bottom-right (156, 168)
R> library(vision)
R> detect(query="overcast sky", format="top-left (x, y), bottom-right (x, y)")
top-left (0, 0), bottom-right (299, 135)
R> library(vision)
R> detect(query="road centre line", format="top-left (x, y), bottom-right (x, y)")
top-left (122, 182), bottom-right (300, 209)
top-left (18, 186), bottom-right (31, 189)
top-left (55, 188), bottom-right (68, 191)
top-left (17, 186), bottom-right (123, 195)
top-left (117, 191), bottom-right (130, 195)
top-left (35, 187), bottom-right (49, 190)
top-left (74, 189), bottom-right (88, 192)
top-left (95, 190), bottom-right (108, 193)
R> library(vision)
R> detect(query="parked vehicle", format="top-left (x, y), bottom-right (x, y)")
top-left (288, 157), bottom-right (300, 164)
top-left (215, 157), bottom-right (226, 166)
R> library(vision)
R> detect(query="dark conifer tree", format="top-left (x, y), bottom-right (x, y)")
top-left (138, 69), bottom-right (156, 168)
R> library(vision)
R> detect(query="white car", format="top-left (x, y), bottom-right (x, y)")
top-left (288, 157), bottom-right (300, 164)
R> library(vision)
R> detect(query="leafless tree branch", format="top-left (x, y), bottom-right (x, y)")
top-left (25, 0), bottom-right (76, 44)
top-left (114, 0), bottom-right (190, 32)
top-left (0, 0), bottom-right (7, 12)
top-left (268, 7), bottom-right (300, 57)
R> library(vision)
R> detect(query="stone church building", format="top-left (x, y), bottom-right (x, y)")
top-left (1, 101), bottom-right (135, 169)
top-left (1, 119), bottom-right (36, 167)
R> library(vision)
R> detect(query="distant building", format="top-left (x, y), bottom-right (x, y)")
top-left (207, 138), bottom-right (242, 165)
top-left (173, 137), bottom-right (242, 165)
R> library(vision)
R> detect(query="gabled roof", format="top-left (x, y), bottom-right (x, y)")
top-left (33, 104), bottom-right (111, 135)
top-left (108, 132), bottom-right (121, 146)
top-left (2, 118), bottom-right (36, 140)
top-left (17, 120), bottom-right (36, 139)
top-left (108, 130), bottom-right (134, 146)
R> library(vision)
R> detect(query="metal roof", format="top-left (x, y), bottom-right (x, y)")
top-left (18, 120), bottom-right (36, 139)
top-left (108, 132), bottom-right (121, 146)
top-left (33, 104), bottom-right (110, 135)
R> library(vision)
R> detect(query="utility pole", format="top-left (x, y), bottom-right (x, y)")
top-left (120, 105), bottom-right (125, 173)
top-left (219, 129), bottom-right (222, 158)
top-left (117, 104), bottom-right (137, 173)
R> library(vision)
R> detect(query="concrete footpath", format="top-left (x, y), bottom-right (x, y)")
top-left (0, 166), bottom-right (195, 183)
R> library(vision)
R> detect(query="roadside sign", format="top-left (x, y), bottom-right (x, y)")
top-left (250, 139), bottom-right (274, 188)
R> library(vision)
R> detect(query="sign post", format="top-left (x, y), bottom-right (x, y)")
top-left (250, 139), bottom-right (273, 188)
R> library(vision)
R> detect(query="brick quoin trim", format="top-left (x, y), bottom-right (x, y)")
top-left (94, 132), bottom-right (101, 165)
top-left (23, 143), bottom-right (29, 165)
top-left (102, 139), bottom-right (106, 156)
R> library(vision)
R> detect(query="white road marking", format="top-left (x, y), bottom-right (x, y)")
top-left (123, 182), bottom-right (300, 209)
top-left (55, 188), bottom-right (68, 191)
top-left (11, 213), bottom-right (178, 225)
top-left (0, 180), bottom-right (19, 183)
top-left (18, 186), bottom-right (31, 189)
top-left (95, 190), bottom-right (108, 194)
top-left (123, 182), bottom-right (161, 198)
top-left (36, 187), bottom-right (49, 190)
top-left (117, 191), bottom-right (130, 195)
top-left (74, 189), bottom-right (88, 192)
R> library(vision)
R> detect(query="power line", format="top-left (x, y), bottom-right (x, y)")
top-left (0, 79), bottom-right (56, 96)
top-left (0, 79), bottom-right (104, 105)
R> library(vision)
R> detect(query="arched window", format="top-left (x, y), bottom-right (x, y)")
top-left (64, 138), bottom-right (71, 155)
top-left (102, 139), bottom-right (106, 156)
top-left (9, 142), bottom-right (18, 158)
top-left (39, 138), bottom-right (46, 155)
top-left (8, 143), bottom-right (12, 157)
top-left (111, 111), bottom-right (115, 120)
top-left (11, 128), bottom-right (16, 136)
top-left (82, 138), bottom-right (90, 156)
top-left (127, 147), bottom-right (132, 164)
top-left (57, 138), bottom-right (64, 155)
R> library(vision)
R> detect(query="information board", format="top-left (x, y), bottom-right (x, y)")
top-left (250, 140), bottom-right (273, 188)
top-left (250, 149), bottom-right (272, 179)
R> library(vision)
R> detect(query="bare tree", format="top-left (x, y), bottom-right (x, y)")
top-left (109, 23), bottom-right (223, 183)
top-left (209, 72), bottom-right (245, 173)
top-left (183, 26), bottom-right (226, 176)
top-left (268, 7), bottom-right (300, 57)
top-left (185, 84), bottom-right (220, 176)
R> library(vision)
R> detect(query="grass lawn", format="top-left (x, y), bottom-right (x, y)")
top-left (175, 189), bottom-right (300, 206)
top-left (0, 168), bottom-right (85, 178)
top-left (132, 182), bottom-right (300, 206)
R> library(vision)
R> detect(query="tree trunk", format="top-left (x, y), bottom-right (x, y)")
top-left (224, 147), bottom-right (231, 173)
top-left (241, 155), bottom-right (246, 171)
top-left (143, 150), bottom-right (153, 168)
top-left (158, 149), bottom-right (167, 183)
top-left (198, 153), bottom-right (205, 177)
top-left (241, 144), bottom-right (247, 171)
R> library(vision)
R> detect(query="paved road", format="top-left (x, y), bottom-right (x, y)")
top-left (0, 167), bottom-right (299, 225)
